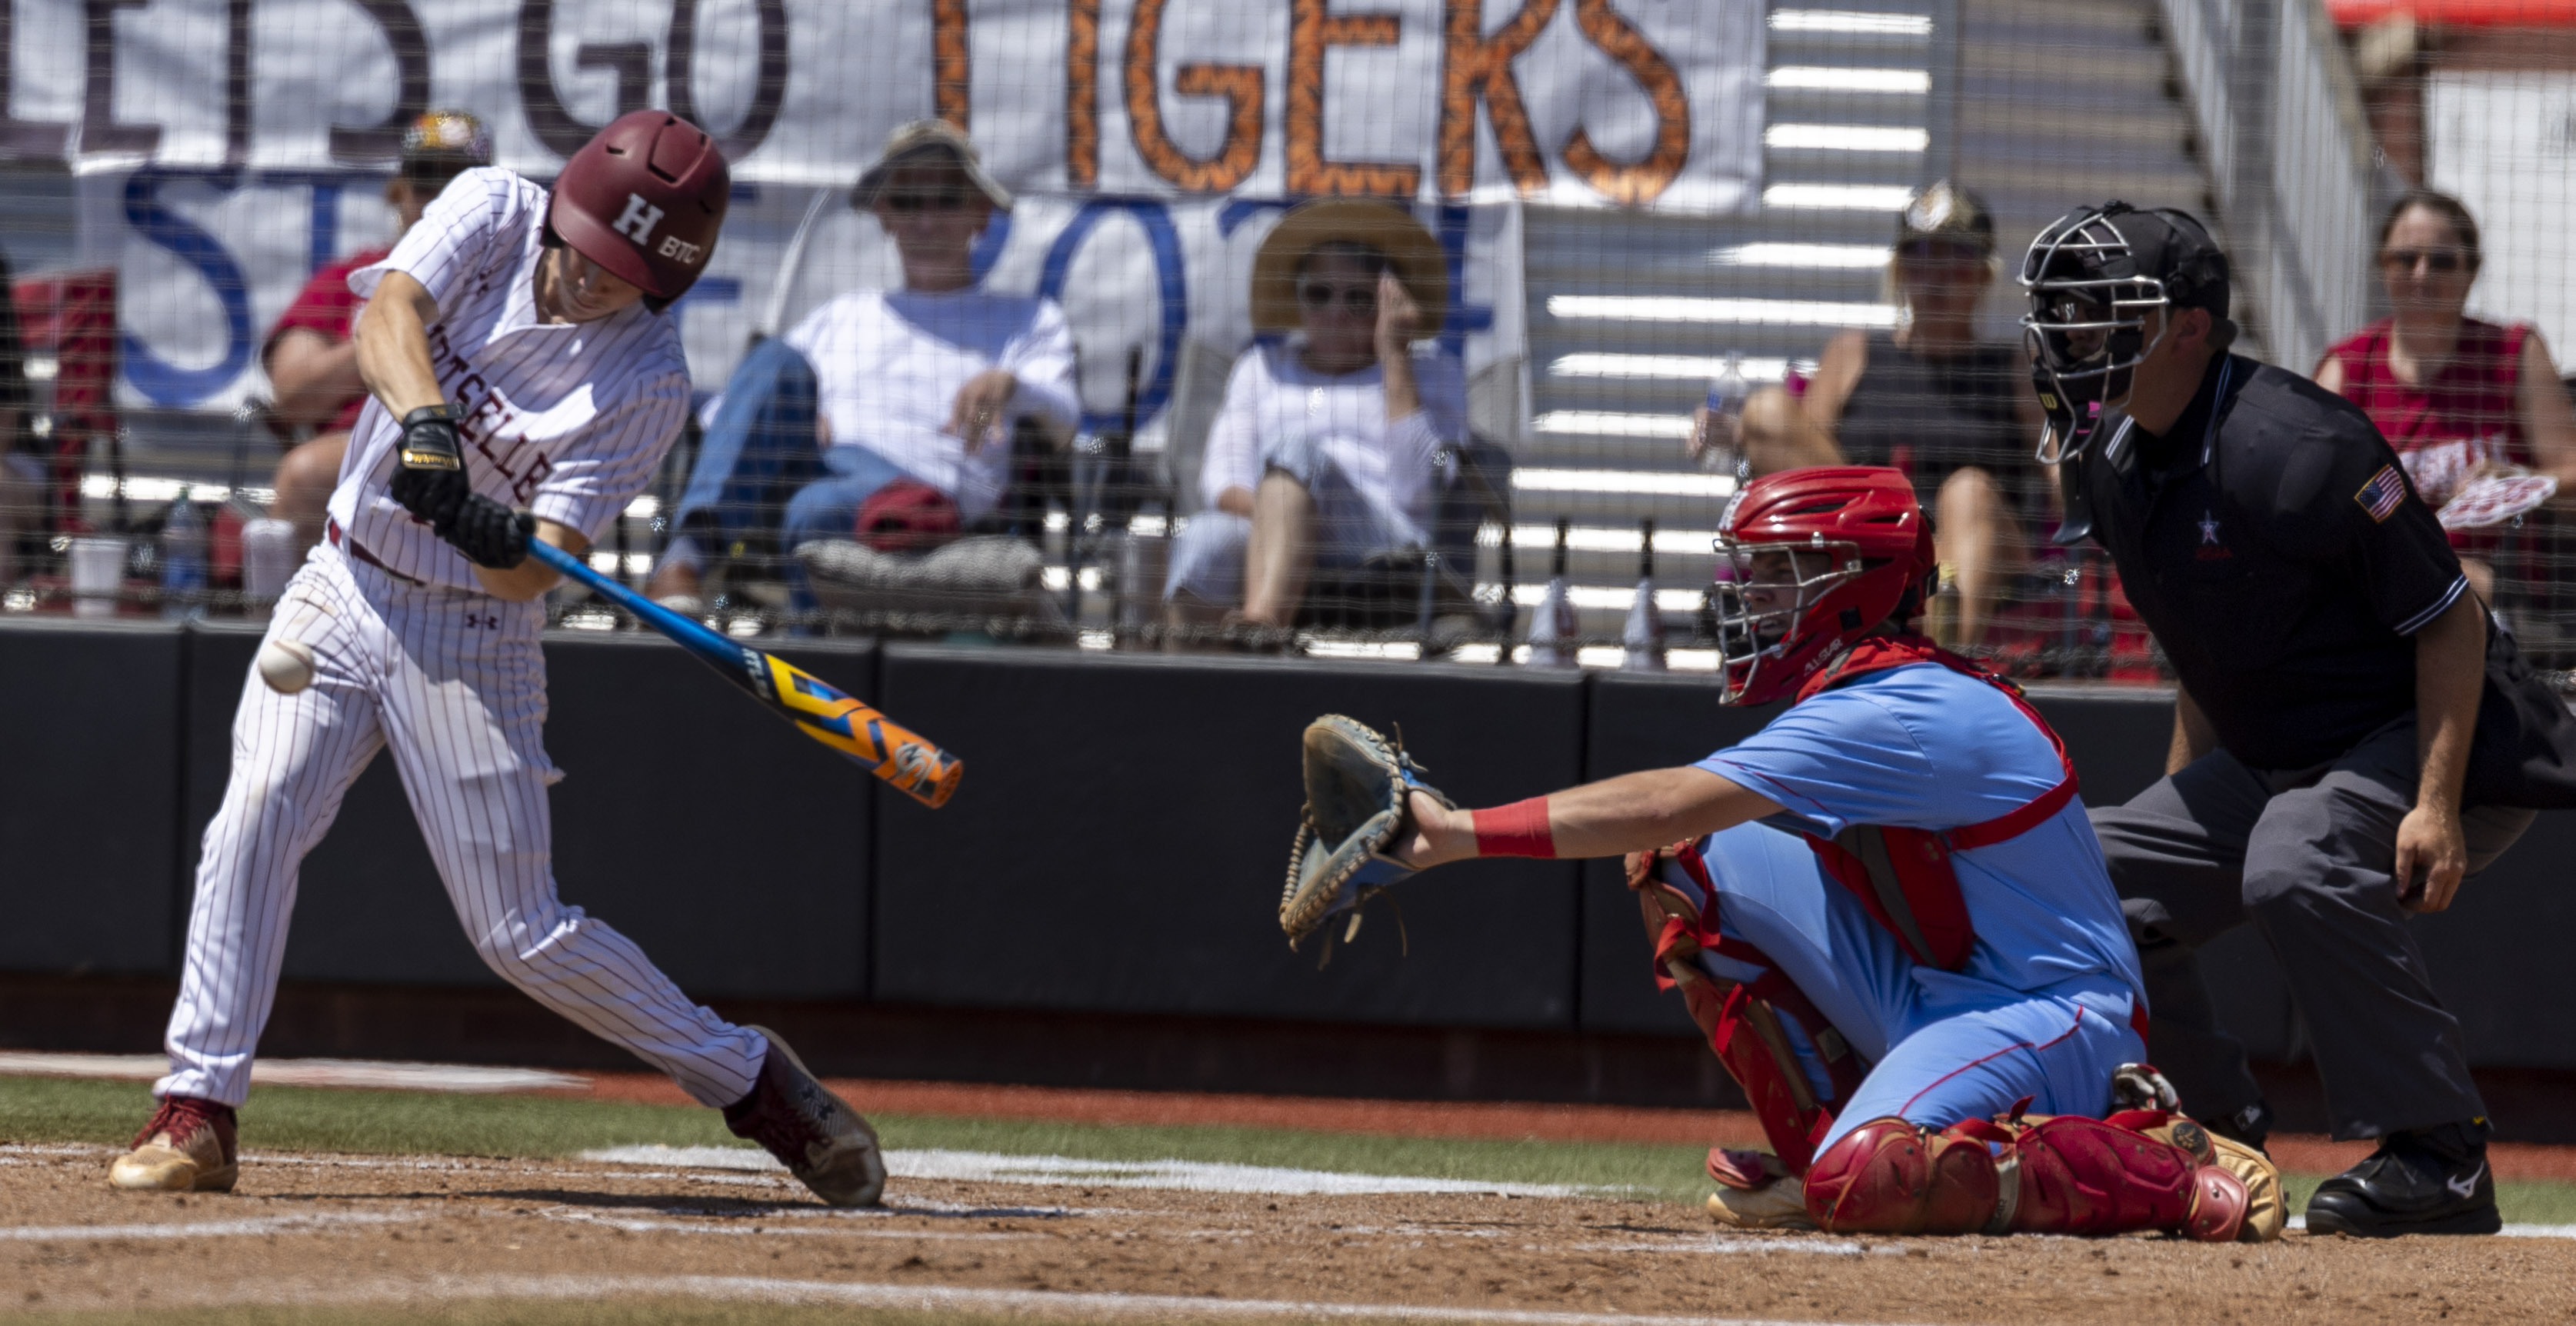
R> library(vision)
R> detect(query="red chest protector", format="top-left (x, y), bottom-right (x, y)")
top-left (1790, 635), bottom-right (2081, 971)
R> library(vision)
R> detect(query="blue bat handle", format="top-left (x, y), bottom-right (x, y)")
top-left (525, 537), bottom-right (764, 685)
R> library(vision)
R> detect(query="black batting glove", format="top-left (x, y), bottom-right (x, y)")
top-left (439, 495), bottom-right (535, 569)
top-left (388, 404), bottom-right (468, 527)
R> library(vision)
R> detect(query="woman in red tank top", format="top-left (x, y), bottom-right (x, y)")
top-left (2316, 190), bottom-right (2576, 601)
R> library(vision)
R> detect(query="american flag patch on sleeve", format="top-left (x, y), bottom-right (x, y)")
top-left (2354, 465), bottom-right (2408, 522)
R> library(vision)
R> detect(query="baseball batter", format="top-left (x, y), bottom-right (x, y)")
top-left (1286, 467), bottom-right (2278, 1239)
top-left (109, 110), bottom-right (885, 1208)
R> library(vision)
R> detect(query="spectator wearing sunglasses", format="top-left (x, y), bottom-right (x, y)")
top-left (2317, 189), bottom-right (2576, 605)
top-left (1694, 182), bottom-right (2044, 646)
top-left (649, 119), bottom-right (1077, 611)
top-left (1164, 199), bottom-right (1466, 633)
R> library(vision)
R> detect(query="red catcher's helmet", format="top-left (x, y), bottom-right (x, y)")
top-left (1710, 466), bottom-right (1935, 705)
top-left (548, 109), bottom-right (729, 310)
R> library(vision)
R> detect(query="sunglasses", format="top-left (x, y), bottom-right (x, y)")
top-left (1896, 238), bottom-right (1988, 263)
top-left (2381, 248), bottom-right (2467, 274)
top-left (882, 188), bottom-right (974, 213)
top-left (1298, 281), bottom-right (1379, 312)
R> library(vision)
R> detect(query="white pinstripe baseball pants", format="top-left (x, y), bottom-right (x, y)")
top-left (155, 544), bottom-right (765, 1109)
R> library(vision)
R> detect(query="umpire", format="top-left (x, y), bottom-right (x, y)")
top-left (2022, 202), bottom-right (2576, 1237)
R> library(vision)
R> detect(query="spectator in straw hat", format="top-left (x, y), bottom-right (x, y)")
top-left (1165, 198), bottom-right (1466, 632)
top-left (648, 119), bottom-right (1078, 611)
top-left (1698, 182), bottom-right (2044, 646)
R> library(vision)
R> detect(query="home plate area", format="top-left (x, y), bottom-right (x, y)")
top-left (5, 1143), bottom-right (2576, 1324)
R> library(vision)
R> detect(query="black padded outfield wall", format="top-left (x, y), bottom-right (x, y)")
top-left (867, 645), bottom-right (1590, 1030)
top-left (0, 619), bottom-right (187, 975)
top-left (0, 620), bottom-right (2559, 1070)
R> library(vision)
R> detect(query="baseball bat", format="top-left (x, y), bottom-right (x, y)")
top-left (528, 538), bottom-right (963, 808)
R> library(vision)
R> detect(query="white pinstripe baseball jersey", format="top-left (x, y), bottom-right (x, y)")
top-left (781, 288), bottom-right (1078, 519)
top-left (326, 167), bottom-right (691, 588)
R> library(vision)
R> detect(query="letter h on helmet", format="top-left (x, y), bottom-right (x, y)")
top-left (548, 109), bottom-right (731, 312)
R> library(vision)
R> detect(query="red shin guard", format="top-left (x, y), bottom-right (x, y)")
top-left (1802, 1111), bottom-right (2250, 1241)
top-left (1801, 1117), bottom-right (2001, 1234)
top-left (1958, 1111), bottom-right (2252, 1241)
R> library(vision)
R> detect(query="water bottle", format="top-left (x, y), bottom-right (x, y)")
top-left (1621, 517), bottom-right (1665, 672)
top-left (1699, 351), bottom-right (1751, 482)
top-left (160, 485), bottom-right (208, 621)
top-left (1525, 518), bottom-right (1578, 668)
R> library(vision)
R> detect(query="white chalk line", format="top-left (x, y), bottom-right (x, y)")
top-left (0, 1050), bottom-right (584, 1094)
top-left (584, 1144), bottom-right (1621, 1198)
top-left (1576, 1236), bottom-right (1901, 1257)
top-left (115, 1271), bottom-right (1979, 1326)
top-left (535, 1207), bottom-right (1043, 1241)
top-left (0, 1210), bottom-right (428, 1241)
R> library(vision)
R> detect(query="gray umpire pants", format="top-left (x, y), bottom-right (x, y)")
top-left (2090, 715), bottom-right (2534, 1141)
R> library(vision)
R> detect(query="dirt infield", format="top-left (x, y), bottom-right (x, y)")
top-left (6, 1141), bottom-right (2575, 1325)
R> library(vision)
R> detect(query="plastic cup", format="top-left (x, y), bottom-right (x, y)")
top-left (240, 518), bottom-right (298, 612)
top-left (68, 536), bottom-right (128, 618)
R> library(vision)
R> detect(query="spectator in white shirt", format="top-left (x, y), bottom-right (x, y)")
top-left (651, 120), bottom-right (1078, 610)
top-left (1166, 200), bottom-right (1466, 631)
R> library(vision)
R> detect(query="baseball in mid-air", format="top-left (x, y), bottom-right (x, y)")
top-left (255, 638), bottom-right (316, 695)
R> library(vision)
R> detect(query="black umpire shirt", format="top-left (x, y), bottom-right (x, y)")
top-left (2081, 351), bottom-right (2576, 805)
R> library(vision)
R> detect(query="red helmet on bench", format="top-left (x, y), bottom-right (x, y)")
top-left (1710, 467), bottom-right (1936, 706)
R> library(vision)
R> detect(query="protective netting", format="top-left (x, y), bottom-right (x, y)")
top-left (3, 0), bottom-right (2571, 679)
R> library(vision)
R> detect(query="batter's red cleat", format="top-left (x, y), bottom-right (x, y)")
top-left (724, 1026), bottom-right (887, 1207)
top-left (108, 1095), bottom-right (238, 1192)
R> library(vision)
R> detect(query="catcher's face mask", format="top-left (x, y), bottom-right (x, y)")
top-left (1709, 537), bottom-right (1862, 706)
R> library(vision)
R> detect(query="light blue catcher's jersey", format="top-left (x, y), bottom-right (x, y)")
top-left (1693, 662), bottom-right (2147, 1009)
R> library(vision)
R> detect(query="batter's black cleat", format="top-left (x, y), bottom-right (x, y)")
top-left (2305, 1118), bottom-right (2501, 1237)
top-left (2201, 1101), bottom-right (2275, 1157)
top-left (724, 1026), bottom-right (887, 1207)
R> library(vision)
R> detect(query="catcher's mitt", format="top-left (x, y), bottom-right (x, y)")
top-left (1280, 715), bottom-right (1455, 948)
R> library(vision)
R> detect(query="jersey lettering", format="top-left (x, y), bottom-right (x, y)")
top-left (422, 322), bottom-right (556, 510)
top-left (613, 194), bottom-right (665, 244)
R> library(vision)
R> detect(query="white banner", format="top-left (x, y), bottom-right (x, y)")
top-left (15, 0), bottom-right (1764, 212)
top-left (92, 169), bottom-right (1526, 430)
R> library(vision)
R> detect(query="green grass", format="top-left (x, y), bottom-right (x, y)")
top-left (12, 1074), bottom-right (2576, 1222)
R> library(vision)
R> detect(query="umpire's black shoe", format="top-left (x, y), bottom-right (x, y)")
top-left (2305, 1118), bottom-right (2501, 1237)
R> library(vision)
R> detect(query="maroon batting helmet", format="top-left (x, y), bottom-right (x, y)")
top-left (548, 109), bottom-right (729, 310)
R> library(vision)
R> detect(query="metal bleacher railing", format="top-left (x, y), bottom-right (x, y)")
top-left (5, 0), bottom-right (2574, 684)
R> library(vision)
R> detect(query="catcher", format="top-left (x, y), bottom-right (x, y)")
top-left (1283, 466), bottom-right (2281, 1240)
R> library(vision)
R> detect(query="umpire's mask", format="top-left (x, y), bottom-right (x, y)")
top-left (2018, 201), bottom-right (2232, 543)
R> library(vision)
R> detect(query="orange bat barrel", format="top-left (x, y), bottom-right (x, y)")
top-left (761, 655), bottom-right (965, 808)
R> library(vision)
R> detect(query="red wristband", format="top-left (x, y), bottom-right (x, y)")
top-left (1472, 798), bottom-right (1557, 858)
